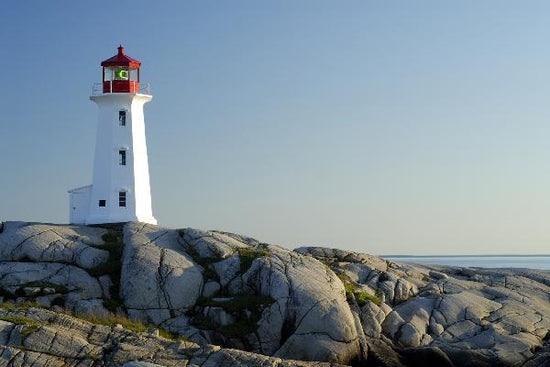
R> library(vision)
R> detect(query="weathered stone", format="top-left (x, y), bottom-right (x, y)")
top-left (0, 222), bottom-right (109, 269)
top-left (0, 320), bottom-right (14, 345)
top-left (121, 223), bottom-right (203, 324)
top-left (0, 262), bottom-right (102, 311)
top-left (202, 281), bottom-right (221, 298)
top-left (181, 228), bottom-right (246, 259)
top-left (98, 274), bottom-right (113, 299)
top-left (74, 299), bottom-right (109, 318)
top-left (0, 221), bottom-right (549, 366)
top-left (429, 270), bottom-right (449, 280)
top-left (0, 306), bottom-right (337, 367)
top-left (22, 287), bottom-right (41, 296)
top-left (359, 301), bottom-right (385, 338)
top-left (212, 253), bottom-right (240, 287)
top-left (245, 248), bottom-right (361, 364)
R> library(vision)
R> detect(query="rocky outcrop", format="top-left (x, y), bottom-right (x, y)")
top-left (121, 223), bottom-right (203, 325)
top-left (0, 305), bottom-right (340, 367)
top-left (0, 221), bottom-right (548, 366)
top-left (0, 222), bottom-right (110, 315)
top-left (0, 222), bottom-right (109, 269)
top-left (298, 246), bottom-right (550, 366)
top-left (120, 224), bottom-right (363, 364)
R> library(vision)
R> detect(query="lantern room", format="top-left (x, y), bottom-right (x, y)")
top-left (101, 45), bottom-right (141, 93)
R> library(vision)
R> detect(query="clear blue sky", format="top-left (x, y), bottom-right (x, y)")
top-left (2, 1), bottom-right (550, 255)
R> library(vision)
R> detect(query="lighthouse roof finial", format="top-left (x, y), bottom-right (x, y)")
top-left (101, 45), bottom-right (140, 68)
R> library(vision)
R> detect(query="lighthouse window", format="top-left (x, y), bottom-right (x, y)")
top-left (98, 200), bottom-right (106, 207)
top-left (119, 150), bottom-right (126, 165)
top-left (119, 192), bottom-right (127, 207)
top-left (119, 110), bottom-right (126, 126)
top-left (103, 68), bottom-right (113, 82)
top-left (130, 68), bottom-right (138, 81)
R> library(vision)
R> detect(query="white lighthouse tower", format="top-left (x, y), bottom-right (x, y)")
top-left (68, 46), bottom-right (157, 225)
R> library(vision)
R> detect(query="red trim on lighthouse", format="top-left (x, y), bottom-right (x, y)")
top-left (101, 45), bottom-right (141, 68)
top-left (101, 45), bottom-right (141, 93)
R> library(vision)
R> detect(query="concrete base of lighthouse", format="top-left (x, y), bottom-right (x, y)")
top-left (85, 213), bottom-right (157, 225)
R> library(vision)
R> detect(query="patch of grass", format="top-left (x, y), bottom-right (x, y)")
top-left (341, 277), bottom-right (356, 302)
top-left (338, 273), bottom-right (382, 306)
top-left (88, 229), bottom-right (124, 313)
top-left (237, 247), bottom-right (270, 275)
top-left (21, 324), bottom-right (40, 338)
top-left (75, 312), bottom-right (147, 332)
top-left (355, 290), bottom-right (382, 307)
top-left (0, 302), bottom-right (16, 310)
top-left (0, 301), bottom-right (41, 310)
top-left (158, 328), bottom-right (187, 341)
top-left (0, 315), bottom-right (37, 325)
top-left (73, 312), bottom-right (185, 341)
top-left (0, 315), bottom-right (41, 338)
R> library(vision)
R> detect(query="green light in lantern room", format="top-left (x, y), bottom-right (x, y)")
top-left (116, 69), bottom-right (128, 80)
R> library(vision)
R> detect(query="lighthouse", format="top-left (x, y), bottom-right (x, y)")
top-left (68, 46), bottom-right (157, 225)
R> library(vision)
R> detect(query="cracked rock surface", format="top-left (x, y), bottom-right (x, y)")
top-left (297, 246), bottom-right (550, 366)
top-left (0, 221), bottom-right (549, 366)
top-left (0, 222), bottom-right (108, 269)
top-left (0, 306), bottom-right (341, 367)
top-left (121, 223), bottom-right (203, 325)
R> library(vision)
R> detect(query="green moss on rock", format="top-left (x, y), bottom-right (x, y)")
top-left (237, 248), bottom-right (270, 275)
top-left (338, 273), bottom-right (382, 306)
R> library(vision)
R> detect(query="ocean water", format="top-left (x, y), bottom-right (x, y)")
top-left (381, 255), bottom-right (550, 270)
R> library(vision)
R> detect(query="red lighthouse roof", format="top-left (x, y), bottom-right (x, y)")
top-left (101, 45), bottom-right (141, 68)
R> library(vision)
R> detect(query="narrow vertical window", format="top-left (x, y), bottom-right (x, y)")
top-left (119, 110), bottom-right (126, 126)
top-left (119, 150), bottom-right (126, 165)
top-left (119, 191), bottom-right (126, 207)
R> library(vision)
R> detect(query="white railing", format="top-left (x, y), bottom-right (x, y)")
top-left (92, 83), bottom-right (103, 95)
top-left (139, 83), bottom-right (151, 95)
top-left (91, 82), bottom-right (151, 95)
